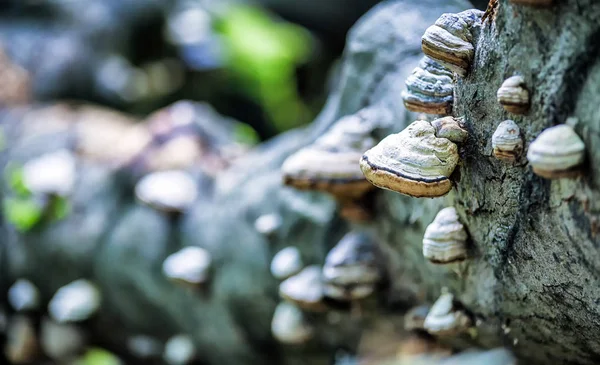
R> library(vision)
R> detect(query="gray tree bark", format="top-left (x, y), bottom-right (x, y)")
top-left (0, 0), bottom-right (599, 365)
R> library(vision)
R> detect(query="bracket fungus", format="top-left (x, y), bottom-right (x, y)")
top-left (22, 149), bottom-right (77, 198)
top-left (404, 305), bottom-right (431, 332)
top-left (421, 10), bottom-right (483, 76)
top-left (526, 124), bottom-right (585, 179)
top-left (271, 302), bottom-right (314, 345)
top-left (431, 116), bottom-right (468, 143)
top-left (402, 56), bottom-right (454, 115)
top-left (322, 232), bottom-right (383, 301)
top-left (423, 207), bottom-right (468, 264)
top-left (135, 170), bottom-right (198, 213)
top-left (254, 213), bottom-right (282, 238)
top-left (164, 335), bottom-right (197, 365)
top-left (492, 120), bottom-right (523, 162)
top-left (497, 76), bottom-right (530, 114)
top-left (162, 246), bottom-right (212, 288)
top-left (423, 292), bottom-right (472, 336)
top-left (271, 246), bottom-right (303, 281)
top-left (281, 111), bottom-right (378, 221)
top-left (8, 279), bottom-right (40, 312)
top-left (48, 279), bottom-right (101, 323)
top-left (279, 265), bottom-right (326, 312)
top-left (360, 120), bottom-right (459, 198)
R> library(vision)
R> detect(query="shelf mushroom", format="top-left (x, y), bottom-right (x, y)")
top-left (321, 232), bottom-right (383, 301)
top-left (497, 76), bottom-right (530, 114)
top-left (423, 292), bottom-right (472, 336)
top-left (279, 265), bottom-right (327, 312)
top-left (422, 207), bottom-right (468, 264)
top-left (21, 149), bottom-right (76, 197)
top-left (281, 111), bottom-right (379, 221)
top-left (162, 246), bottom-right (212, 288)
top-left (492, 120), bottom-right (523, 162)
top-left (271, 247), bottom-right (303, 281)
top-left (431, 116), bottom-right (468, 143)
top-left (421, 10), bottom-right (484, 76)
top-left (402, 56), bottom-right (454, 115)
top-left (526, 124), bottom-right (585, 179)
top-left (271, 302), bottom-right (314, 345)
top-left (48, 279), bottom-right (101, 323)
top-left (8, 279), bottom-right (40, 312)
top-left (135, 170), bottom-right (198, 213)
top-left (360, 120), bottom-right (460, 198)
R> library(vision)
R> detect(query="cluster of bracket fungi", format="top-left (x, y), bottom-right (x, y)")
top-left (278, 0), bottom-right (585, 359)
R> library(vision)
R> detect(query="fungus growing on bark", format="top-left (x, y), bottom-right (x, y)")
top-left (421, 10), bottom-right (484, 76)
top-left (422, 207), bottom-right (468, 264)
top-left (8, 279), bottom-right (40, 312)
top-left (281, 111), bottom-right (379, 221)
top-left (360, 120), bottom-right (459, 198)
top-left (162, 246), bottom-right (212, 288)
top-left (423, 292), bottom-right (472, 336)
top-left (322, 232), bottom-right (382, 301)
top-left (402, 56), bottom-right (454, 115)
top-left (279, 265), bottom-right (326, 312)
top-left (431, 116), bottom-right (468, 143)
top-left (271, 302), bottom-right (314, 345)
top-left (48, 279), bottom-right (101, 323)
top-left (526, 124), bottom-right (585, 179)
top-left (492, 120), bottom-right (523, 162)
top-left (135, 170), bottom-right (198, 213)
top-left (497, 76), bottom-right (530, 114)
top-left (271, 246), bottom-right (303, 281)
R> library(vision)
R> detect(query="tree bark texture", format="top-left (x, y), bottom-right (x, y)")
top-left (0, 1), bottom-right (599, 365)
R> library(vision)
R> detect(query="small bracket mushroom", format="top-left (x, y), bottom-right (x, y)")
top-left (492, 120), bottom-right (523, 162)
top-left (322, 232), bottom-right (383, 301)
top-left (423, 207), bottom-right (468, 264)
top-left (497, 76), bottom-right (530, 114)
top-left (281, 111), bottom-right (380, 221)
top-left (526, 124), bottom-right (585, 179)
top-left (402, 56), bottom-right (454, 116)
top-left (423, 292), bottom-right (472, 336)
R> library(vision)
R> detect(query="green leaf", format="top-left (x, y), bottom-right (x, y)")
top-left (234, 123), bottom-right (260, 146)
top-left (75, 348), bottom-right (122, 365)
top-left (4, 164), bottom-right (31, 197)
top-left (3, 196), bottom-right (43, 232)
top-left (50, 196), bottom-right (71, 221)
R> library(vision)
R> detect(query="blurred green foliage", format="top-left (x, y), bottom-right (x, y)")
top-left (75, 348), bottom-right (122, 365)
top-left (2, 163), bottom-right (71, 232)
top-left (2, 196), bottom-right (43, 232)
top-left (214, 4), bottom-right (314, 133)
top-left (234, 122), bottom-right (261, 146)
top-left (6, 164), bottom-right (31, 197)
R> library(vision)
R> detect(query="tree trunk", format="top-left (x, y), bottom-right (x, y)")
top-left (0, 1), bottom-right (599, 365)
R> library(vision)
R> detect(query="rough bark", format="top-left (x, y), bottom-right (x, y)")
top-left (0, 1), bottom-right (599, 365)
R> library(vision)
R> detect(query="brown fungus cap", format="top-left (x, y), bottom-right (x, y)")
top-left (360, 120), bottom-right (459, 198)
top-left (281, 112), bottom-right (378, 200)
